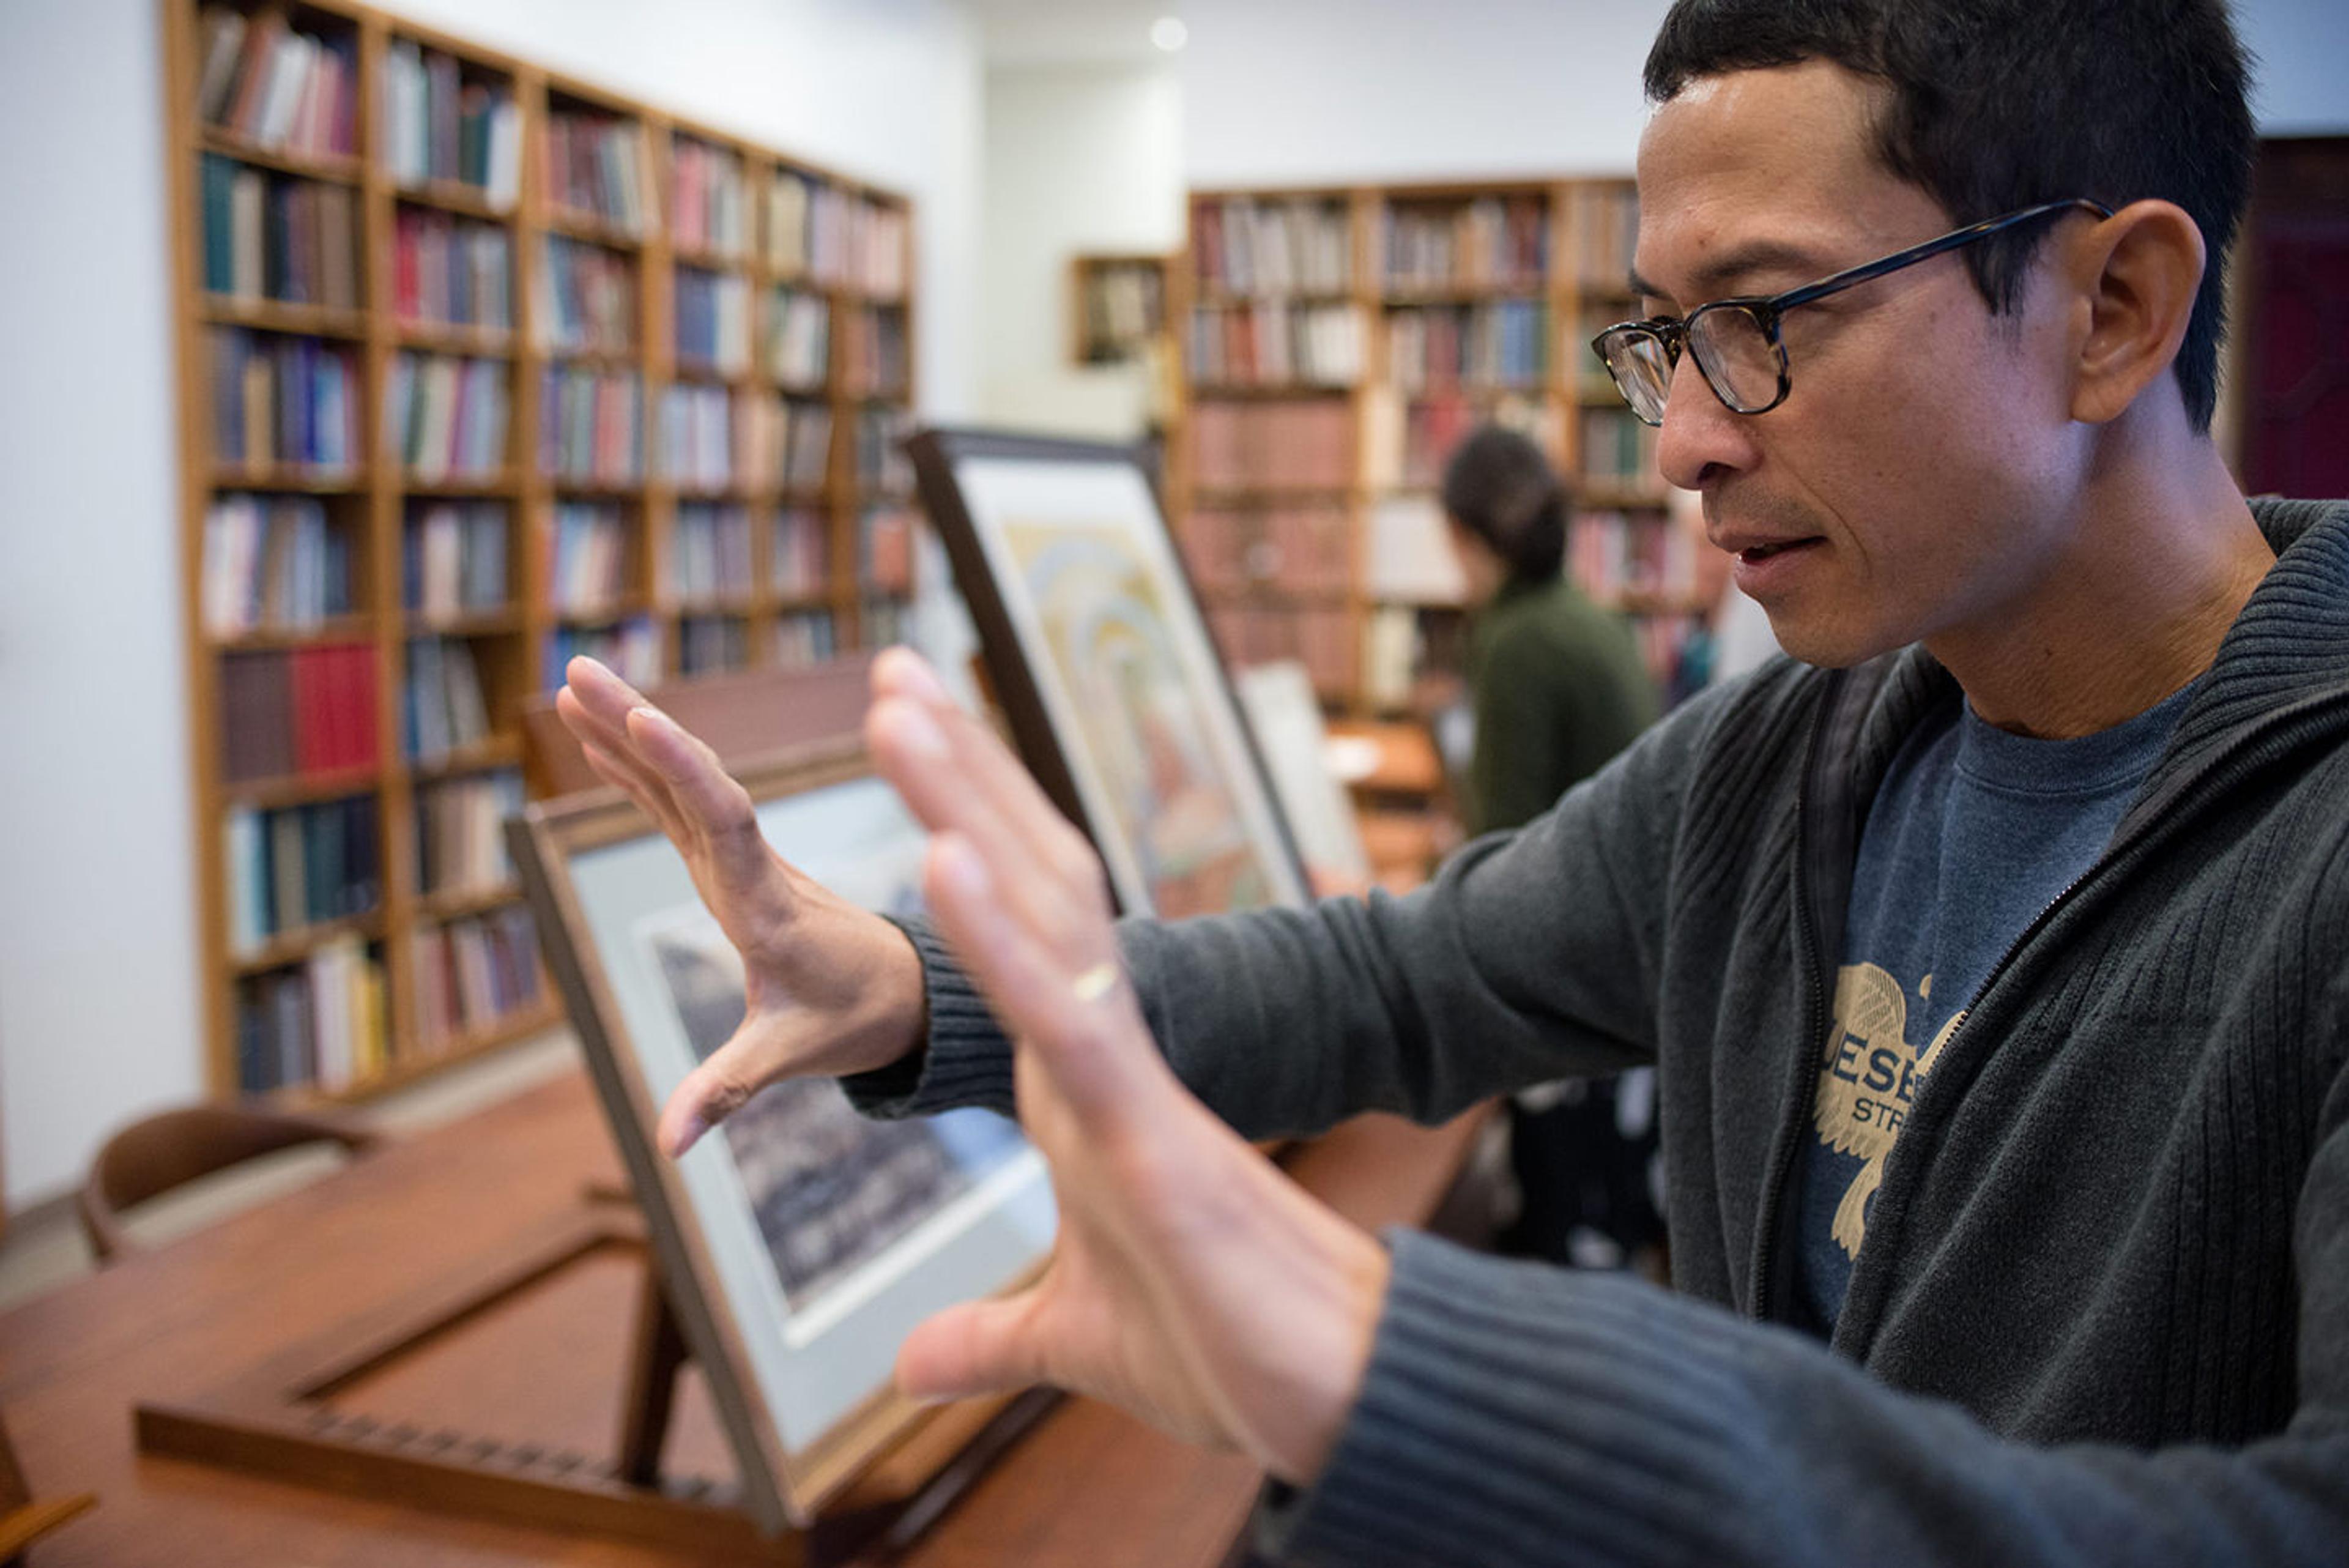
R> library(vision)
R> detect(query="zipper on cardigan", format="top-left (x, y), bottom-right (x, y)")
top-left (1833, 682), bottom-right (2349, 1350)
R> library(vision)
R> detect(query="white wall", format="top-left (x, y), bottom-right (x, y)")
top-left (1178, 0), bottom-right (2348, 190)
top-left (0, 0), bottom-right (982, 1210)
top-left (979, 64), bottom-right (1184, 436)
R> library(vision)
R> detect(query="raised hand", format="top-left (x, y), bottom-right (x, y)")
top-left (863, 648), bottom-right (1388, 1486)
top-left (554, 656), bottom-right (929, 1156)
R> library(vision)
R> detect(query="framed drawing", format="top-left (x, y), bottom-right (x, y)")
top-left (510, 739), bottom-right (1056, 1533)
top-left (905, 427), bottom-right (1308, 918)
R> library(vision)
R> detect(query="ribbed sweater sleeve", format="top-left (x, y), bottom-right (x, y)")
top-left (1268, 1181), bottom-right (2349, 1568)
top-left (842, 674), bottom-right (1745, 1133)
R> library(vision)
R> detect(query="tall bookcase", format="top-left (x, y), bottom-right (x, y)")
top-left (1167, 179), bottom-right (1699, 716)
top-left (165, 0), bottom-right (918, 1102)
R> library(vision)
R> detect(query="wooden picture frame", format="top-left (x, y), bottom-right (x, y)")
top-left (509, 740), bottom-right (1055, 1533)
top-left (905, 428), bottom-right (1309, 918)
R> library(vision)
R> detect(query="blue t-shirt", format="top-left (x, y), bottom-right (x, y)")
top-left (1795, 680), bottom-right (2199, 1332)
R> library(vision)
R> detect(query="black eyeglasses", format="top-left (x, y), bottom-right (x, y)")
top-left (1590, 198), bottom-right (2112, 426)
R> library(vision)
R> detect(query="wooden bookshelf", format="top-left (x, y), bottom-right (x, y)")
top-left (1169, 177), bottom-right (1697, 715)
top-left (166, 0), bottom-right (919, 1104)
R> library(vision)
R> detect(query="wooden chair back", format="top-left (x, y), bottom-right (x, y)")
top-left (78, 1105), bottom-right (379, 1265)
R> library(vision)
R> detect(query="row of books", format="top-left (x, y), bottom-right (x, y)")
top-left (841, 306), bottom-right (910, 398)
top-left (765, 286), bottom-right (830, 388)
top-left (1387, 302), bottom-right (1549, 392)
top-left (1193, 198), bottom-right (1352, 297)
top-left (388, 353), bottom-right (510, 481)
top-left (410, 906), bottom-right (544, 1052)
top-left (540, 367), bottom-right (645, 485)
top-left (219, 644), bottom-right (379, 784)
top-left (1206, 604), bottom-right (1356, 702)
top-left (1571, 185), bottom-right (1642, 292)
top-left (404, 636), bottom-right (493, 762)
top-left (224, 795), bottom-right (382, 952)
top-left (1079, 262), bottom-right (1166, 362)
top-left (678, 614), bottom-right (751, 675)
top-left (235, 936), bottom-right (387, 1094)
top-left (1384, 197), bottom-right (1549, 292)
top-left (544, 108), bottom-right (648, 232)
top-left (547, 502), bottom-right (635, 612)
top-left (1179, 505), bottom-right (1352, 597)
top-left (855, 405), bottom-right (914, 493)
top-left (660, 384), bottom-right (737, 492)
top-left (746, 397), bottom-right (834, 493)
top-left (1186, 303), bottom-right (1365, 387)
top-left (675, 269), bottom-right (751, 376)
top-left (414, 768), bottom-right (523, 896)
top-left (773, 508), bottom-right (830, 598)
top-left (196, 8), bottom-right (357, 158)
top-left (858, 507), bottom-right (917, 598)
top-left (536, 236), bottom-right (636, 355)
top-left (1189, 397), bottom-right (1354, 490)
top-left (199, 156), bottom-right (358, 310)
top-left (1365, 495), bottom-right (1468, 605)
top-left (672, 137), bottom-right (749, 256)
top-left (774, 609), bottom-right (838, 669)
top-left (1568, 509), bottom-right (1701, 606)
top-left (382, 40), bottom-right (521, 203)
top-left (765, 174), bottom-right (908, 297)
top-left (1579, 407), bottom-right (1664, 492)
top-left (202, 495), bottom-right (354, 636)
top-left (393, 209), bottom-right (513, 332)
top-left (545, 617), bottom-right (659, 688)
top-left (671, 504), bottom-right (754, 603)
top-left (861, 595), bottom-right (910, 649)
top-left (209, 329), bottom-right (360, 472)
top-left (404, 502), bottom-right (509, 617)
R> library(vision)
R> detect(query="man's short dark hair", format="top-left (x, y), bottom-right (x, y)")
top-left (1644, 0), bottom-right (2254, 431)
top-left (1442, 425), bottom-right (1568, 582)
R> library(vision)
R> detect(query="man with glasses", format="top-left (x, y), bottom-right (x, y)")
top-left (558, 0), bottom-right (2349, 1561)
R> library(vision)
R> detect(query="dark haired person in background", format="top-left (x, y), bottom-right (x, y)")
top-left (1441, 425), bottom-right (1666, 1275)
top-left (560, 0), bottom-right (2349, 1561)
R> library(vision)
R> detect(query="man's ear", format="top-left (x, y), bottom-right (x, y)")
top-left (2067, 199), bottom-right (2207, 426)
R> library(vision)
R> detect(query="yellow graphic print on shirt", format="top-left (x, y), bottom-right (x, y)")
top-left (1813, 963), bottom-right (1965, 1258)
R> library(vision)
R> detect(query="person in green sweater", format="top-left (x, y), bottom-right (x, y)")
top-left (1441, 425), bottom-right (1665, 1271)
top-left (1443, 425), bottom-right (1659, 838)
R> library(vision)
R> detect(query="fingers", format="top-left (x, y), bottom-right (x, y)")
top-left (869, 652), bottom-right (1108, 908)
top-left (924, 832), bottom-right (1156, 1129)
top-left (658, 1041), bottom-right (764, 1158)
top-left (895, 1285), bottom-right (1048, 1404)
top-left (625, 705), bottom-right (771, 893)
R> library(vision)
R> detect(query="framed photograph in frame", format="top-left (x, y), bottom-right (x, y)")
top-left (510, 738), bottom-right (1056, 1534)
top-left (905, 427), bottom-right (1308, 918)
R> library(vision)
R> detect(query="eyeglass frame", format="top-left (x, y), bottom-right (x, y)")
top-left (1589, 197), bottom-right (2114, 425)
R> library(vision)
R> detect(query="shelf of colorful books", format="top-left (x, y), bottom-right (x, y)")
top-left (220, 764), bottom-right (382, 811)
top-left (396, 322), bottom-right (514, 358)
top-left (416, 880), bottom-right (525, 924)
top-left (210, 615), bottom-right (376, 652)
top-left (393, 177), bottom-right (512, 222)
top-left (406, 606), bottom-right (522, 637)
top-left (198, 128), bottom-right (363, 187)
top-left (541, 205), bottom-right (644, 251)
top-left (409, 732), bottom-right (523, 782)
top-left (1578, 484), bottom-right (1672, 511)
top-left (305, 1000), bottom-right (557, 1107)
top-left (229, 913), bottom-right (386, 978)
top-left (401, 472), bottom-right (521, 498)
top-left (211, 466), bottom-right (366, 494)
top-left (199, 296), bottom-right (368, 340)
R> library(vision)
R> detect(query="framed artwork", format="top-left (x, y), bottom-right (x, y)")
top-left (905, 428), bottom-right (1308, 918)
top-left (510, 740), bottom-right (1056, 1532)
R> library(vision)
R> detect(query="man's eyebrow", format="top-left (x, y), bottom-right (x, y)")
top-left (1630, 240), bottom-right (1832, 308)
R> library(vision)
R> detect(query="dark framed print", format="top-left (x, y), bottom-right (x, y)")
top-left (905, 427), bottom-right (1308, 918)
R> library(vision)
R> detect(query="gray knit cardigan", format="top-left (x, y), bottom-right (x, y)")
top-left (852, 497), bottom-right (2349, 1566)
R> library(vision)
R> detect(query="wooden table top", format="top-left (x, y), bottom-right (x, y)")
top-left (4, 1068), bottom-right (1477, 1566)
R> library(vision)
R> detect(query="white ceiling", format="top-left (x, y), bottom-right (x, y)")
top-left (957, 0), bottom-right (1182, 67)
